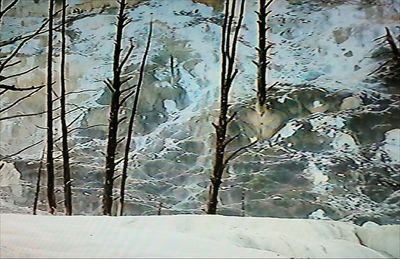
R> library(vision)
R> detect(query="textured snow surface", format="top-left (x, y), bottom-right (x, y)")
top-left (1, 214), bottom-right (399, 258)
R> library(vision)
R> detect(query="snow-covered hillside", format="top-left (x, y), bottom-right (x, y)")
top-left (0, 0), bottom-right (399, 223)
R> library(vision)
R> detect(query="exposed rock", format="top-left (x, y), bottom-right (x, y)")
top-left (192, 0), bottom-right (224, 10)
top-left (0, 162), bottom-right (22, 196)
top-left (344, 50), bottom-right (353, 57)
top-left (333, 27), bottom-right (352, 44)
top-left (302, 70), bottom-right (323, 81)
top-left (340, 95), bottom-right (362, 110)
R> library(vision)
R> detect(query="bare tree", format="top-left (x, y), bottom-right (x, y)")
top-left (0, 1), bottom-right (70, 215)
top-left (255, 0), bottom-right (273, 112)
top-left (103, 0), bottom-right (134, 216)
top-left (46, 0), bottom-right (57, 214)
top-left (60, 0), bottom-right (72, 215)
top-left (207, 0), bottom-right (247, 214)
top-left (119, 20), bottom-right (153, 216)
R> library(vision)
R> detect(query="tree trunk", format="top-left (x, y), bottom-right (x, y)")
top-left (60, 0), bottom-right (72, 216)
top-left (207, 0), bottom-right (246, 214)
top-left (103, 0), bottom-right (127, 216)
top-left (103, 88), bottom-right (121, 215)
top-left (256, 0), bottom-right (273, 112)
top-left (257, 0), bottom-right (267, 109)
top-left (207, 110), bottom-right (228, 214)
top-left (46, 0), bottom-right (56, 215)
top-left (119, 20), bottom-right (152, 216)
top-left (33, 147), bottom-right (45, 215)
top-left (157, 201), bottom-right (162, 215)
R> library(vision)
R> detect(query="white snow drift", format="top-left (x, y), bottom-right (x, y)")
top-left (0, 214), bottom-right (399, 258)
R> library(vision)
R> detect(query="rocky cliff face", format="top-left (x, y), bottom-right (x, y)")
top-left (0, 0), bottom-right (399, 223)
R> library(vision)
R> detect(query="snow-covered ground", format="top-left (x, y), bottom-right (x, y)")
top-left (0, 214), bottom-right (399, 258)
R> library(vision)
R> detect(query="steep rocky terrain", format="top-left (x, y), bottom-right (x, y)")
top-left (0, 0), bottom-right (399, 223)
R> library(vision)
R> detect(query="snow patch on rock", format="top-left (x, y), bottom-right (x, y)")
top-left (382, 129), bottom-right (400, 164)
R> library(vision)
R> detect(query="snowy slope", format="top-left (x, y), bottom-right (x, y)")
top-left (1, 214), bottom-right (399, 258)
top-left (0, 0), bottom-right (399, 223)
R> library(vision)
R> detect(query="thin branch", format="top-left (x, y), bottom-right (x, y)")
top-left (0, 18), bottom-right (49, 71)
top-left (67, 124), bottom-right (107, 134)
top-left (228, 0), bottom-right (245, 76)
top-left (223, 140), bottom-right (257, 169)
top-left (65, 102), bottom-right (87, 113)
top-left (0, 0), bottom-right (19, 21)
top-left (117, 136), bottom-right (126, 146)
top-left (367, 60), bottom-right (390, 76)
top-left (119, 89), bottom-right (135, 106)
top-left (220, 0), bottom-right (229, 90)
top-left (223, 133), bottom-right (240, 147)
top-left (117, 116), bottom-right (127, 125)
top-left (226, 69), bottom-right (238, 91)
top-left (66, 89), bottom-right (98, 95)
top-left (0, 110), bottom-right (47, 121)
top-left (0, 66), bottom-right (38, 81)
top-left (112, 174), bottom-right (122, 182)
top-left (211, 122), bottom-right (218, 129)
top-left (1, 139), bottom-right (44, 160)
top-left (120, 76), bottom-right (133, 86)
top-left (104, 79), bottom-right (115, 92)
top-left (120, 83), bottom-right (136, 94)
top-left (226, 111), bottom-right (237, 125)
top-left (119, 42), bottom-right (135, 71)
top-left (0, 84), bottom-right (45, 92)
top-left (0, 5), bottom-right (66, 48)
top-left (53, 106), bottom-right (81, 121)
top-left (115, 157), bottom-right (125, 166)
top-left (2, 60), bottom-right (21, 69)
top-left (66, 113), bottom-right (84, 129)
top-left (225, 0), bottom-right (237, 63)
top-left (0, 86), bottom-right (44, 114)
top-left (267, 81), bottom-right (278, 91)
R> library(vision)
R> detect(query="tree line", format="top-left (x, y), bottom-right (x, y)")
top-left (0, 0), bottom-right (274, 216)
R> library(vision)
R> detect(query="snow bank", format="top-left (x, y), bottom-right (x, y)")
top-left (356, 223), bottom-right (400, 258)
top-left (1, 214), bottom-right (398, 258)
